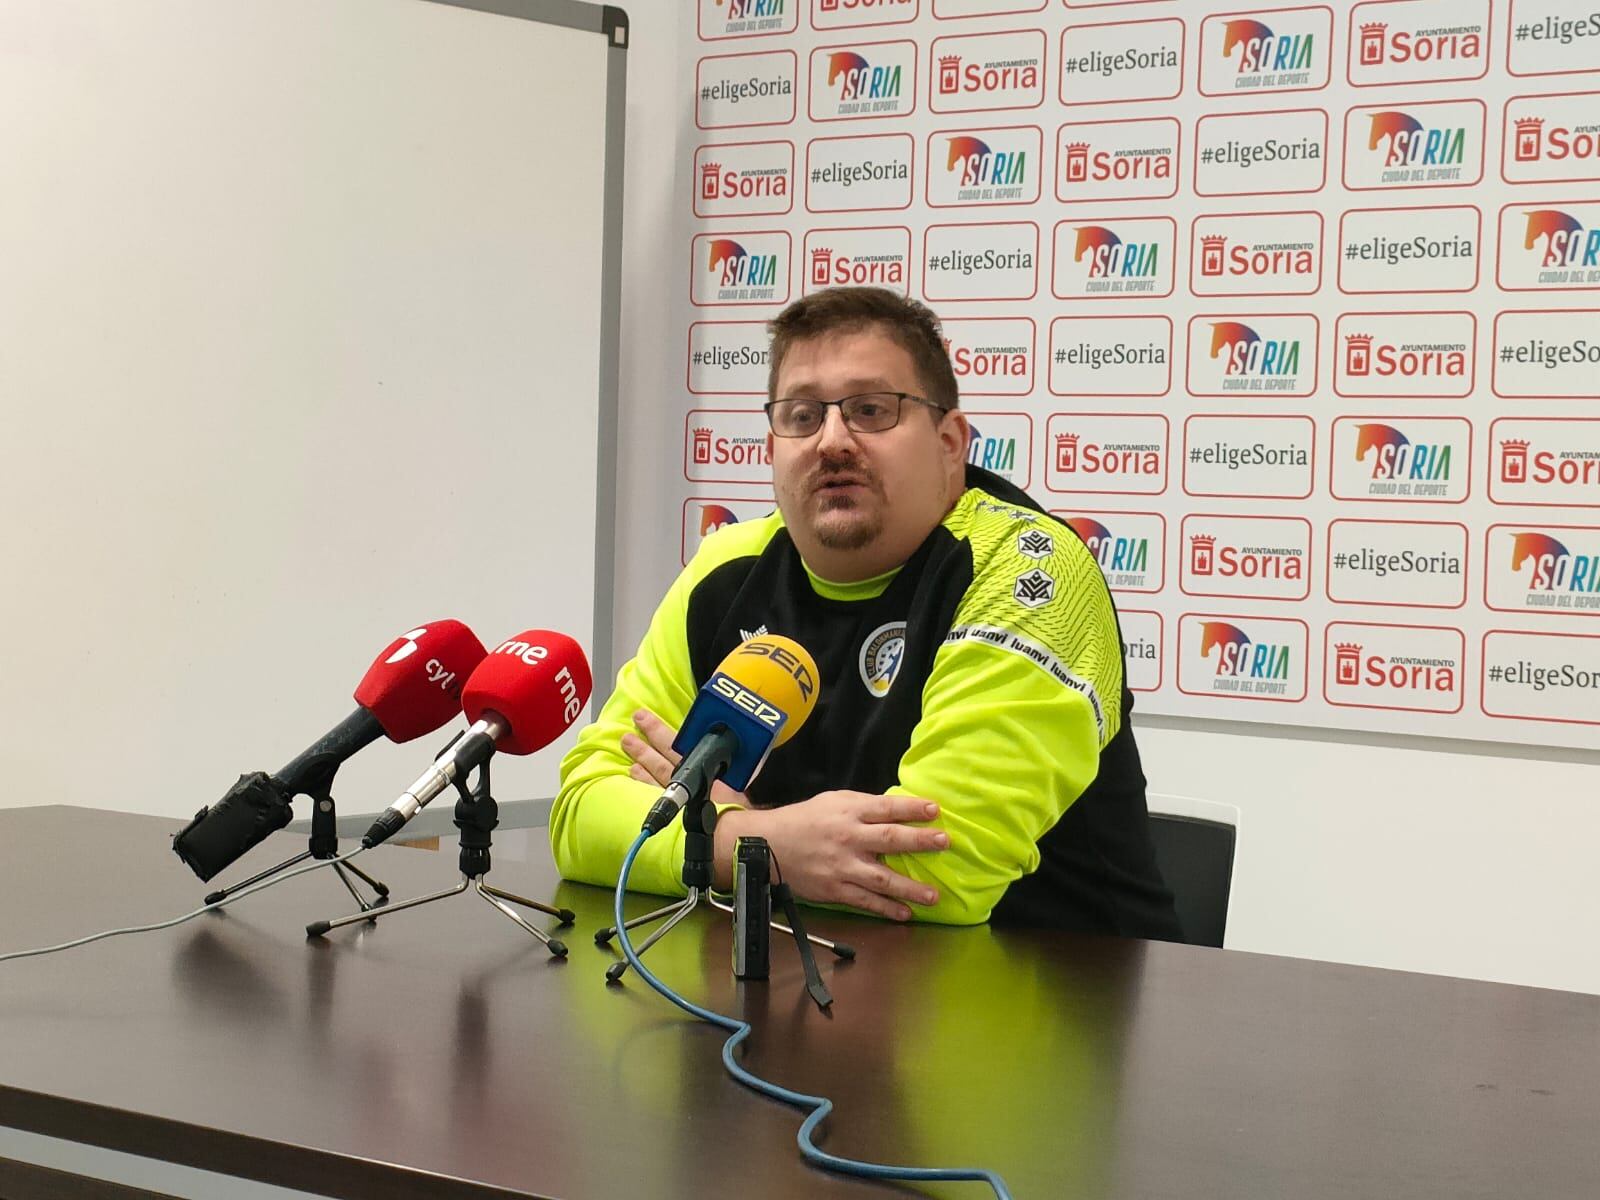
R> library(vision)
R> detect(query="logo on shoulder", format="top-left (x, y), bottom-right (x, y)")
top-left (1013, 568), bottom-right (1056, 608)
top-left (858, 621), bottom-right (908, 698)
top-left (1017, 530), bottom-right (1054, 559)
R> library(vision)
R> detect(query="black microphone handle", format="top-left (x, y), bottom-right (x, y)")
top-left (273, 707), bottom-right (386, 799)
top-left (644, 724), bottom-right (740, 835)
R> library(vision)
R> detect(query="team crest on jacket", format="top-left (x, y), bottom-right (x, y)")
top-left (1017, 530), bottom-right (1054, 559)
top-left (859, 621), bottom-right (907, 698)
top-left (1014, 568), bottom-right (1056, 608)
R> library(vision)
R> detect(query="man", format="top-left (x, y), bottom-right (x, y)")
top-left (552, 287), bottom-right (1181, 938)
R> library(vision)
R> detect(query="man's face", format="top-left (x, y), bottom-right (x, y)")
top-left (769, 328), bottom-right (966, 573)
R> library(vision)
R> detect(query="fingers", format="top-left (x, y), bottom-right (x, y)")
top-left (622, 709), bottom-right (681, 788)
top-left (848, 856), bottom-right (939, 909)
top-left (632, 709), bottom-right (681, 763)
top-left (859, 793), bottom-right (941, 824)
top-left (833, 882), bottom-right (915, 923)
top-left (862, 823), bottom-right (949, 856)
top-left (621, 732), bottom-right (675, 788)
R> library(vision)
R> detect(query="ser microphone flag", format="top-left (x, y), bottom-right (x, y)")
top-left (362, 630), bottom-right (592, 848)
top-left (172, 620), bottom-right (489, 881)
top-left (643, 634), bottom-right (819, 835)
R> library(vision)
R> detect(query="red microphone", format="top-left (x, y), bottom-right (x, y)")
top-left (172, 619), bottom-right (489, 882)
top-left (362, 630), bottom-right (592, 847)
top-left (353, 620), bottom-right (488, 742)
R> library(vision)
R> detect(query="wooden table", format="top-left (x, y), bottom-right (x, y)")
top-left (1, 806), bottom-right (1596, 1199)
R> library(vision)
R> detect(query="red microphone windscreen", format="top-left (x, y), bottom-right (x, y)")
top-left (353, 620), bottom-right (489, 743)
top-left (462, 630), bottom-right (593, 755)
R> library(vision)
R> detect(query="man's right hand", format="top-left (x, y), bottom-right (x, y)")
top-left (716, 791), bottom-right (949, 921)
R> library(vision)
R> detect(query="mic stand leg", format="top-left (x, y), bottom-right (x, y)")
top-left (304, 762), bottom-right (573, 956)
top-left (598, 791), bottom-right (718, 983)
top-left (204, 791), bottom-right (389, 909)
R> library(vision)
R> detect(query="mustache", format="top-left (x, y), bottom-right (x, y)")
top-left (808, 463), bottom-right (875, 489)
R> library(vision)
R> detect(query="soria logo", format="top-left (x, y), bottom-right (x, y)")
top-left (1178, 614), bottom-right (1307, 701)
top-left (1490, 418), bottom-right (1600, 509)
top-left (693, 142), bottom-right (794, 218)
top-left (809, 42), bottom-right (917, 121)
top-left (1052, 217), bottom-right (1176, 299)
top-left (1060, 511), bottom-right (1165, 592)
top-left (699, 0), bottom-right (797, 40)
top-left (1057, 117), bottom-right (1180, 203)
top-left (1497, 202), bottom-right (1600, 291)
top-left (928, 127), bottom-right (1041, 207)
top-left (813, 0), bottom-right (917, 32)
top-left (685, 409), bottom-right (773, 484)
top-left (1343, 99), bottom-right (1486, 190)
top-left (1199, 7), bottom-right (1333, 96)
top-left (1348, 0), bottom-right (1490, 86)
top-left (1045, 412), bottom-right (1169, 496)
top-left (1334, 312), bottom-right (1476, 398)
top-left (1191, 210), bottom-right (1323, 296)
top-left (1330, 417), bottom-right (1468, 503)
top-left (931, 30), bottom-right (1047, 113)
top-left (964, 412), bottom-right (1033, 487)
top-left (690, 232), bottom-right (790, 306)
top-left (1186, 314), bottom-right (1318, 397)
top-left (1181, 514), bottom-right (1311, 601)
top-left (681, 497), bottom-right (775, 565)
top-left (1324, 622), bottom-right (1465, 715)
top-left (942, 317), bottom-right (1035, 396)
top-left (803, 226), bottom-right (911, 293)
top-left (1487, 525), bottom-right (1600, 614)
top-left (1504, 92), bottom-right (1600, 185)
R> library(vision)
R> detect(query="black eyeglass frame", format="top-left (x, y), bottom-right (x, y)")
top-left (762, 391), bottom-right (950, 437)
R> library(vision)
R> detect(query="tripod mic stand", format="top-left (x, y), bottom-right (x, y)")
top-left (594, 791), bottom-right (854, 984)
top-left (304, 759), bottom-right (575, 957)
top-left (202, 781), bottom-right (389, 912)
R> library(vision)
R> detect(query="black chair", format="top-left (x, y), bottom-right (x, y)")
top-left (1147, 810), bottom-right (1237, 949)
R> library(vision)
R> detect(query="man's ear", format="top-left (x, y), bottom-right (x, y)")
top-left (939, 408), bottom-right (969, 469)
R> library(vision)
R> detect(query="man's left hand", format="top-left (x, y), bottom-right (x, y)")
top-left (620, 708), bottom-right (749, 809)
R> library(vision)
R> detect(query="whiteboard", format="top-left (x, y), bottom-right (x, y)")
top-left (0, 0), bottom-right (625, 819)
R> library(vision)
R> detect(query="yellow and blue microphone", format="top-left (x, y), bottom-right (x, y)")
top-left (642, 635), bottom-right (819, 835)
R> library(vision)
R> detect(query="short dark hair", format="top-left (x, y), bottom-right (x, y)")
top-left (765, 287), bottom-right (960, 412)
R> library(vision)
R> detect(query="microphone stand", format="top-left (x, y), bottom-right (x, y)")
top-left (203, 782), bottom-right (389, 912)
top-left (593, 783), bottom-right (854, 985)
top-left (304, 759), bottom-right (574, 957)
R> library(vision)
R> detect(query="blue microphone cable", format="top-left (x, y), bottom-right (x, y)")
top-left (613, 830), bottom-right (1012, 1199)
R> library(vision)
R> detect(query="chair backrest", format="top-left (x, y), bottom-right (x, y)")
top-left (1145, 795), bottom-right (1238, 949)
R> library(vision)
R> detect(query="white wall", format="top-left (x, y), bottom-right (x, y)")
top-left (607, 5), bottom-right (1600, 997)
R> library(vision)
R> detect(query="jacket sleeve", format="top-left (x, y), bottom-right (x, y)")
top-left (548, 562), bottom-right (705, 898)
top-left (881, 523), bottom-right (1125, 925)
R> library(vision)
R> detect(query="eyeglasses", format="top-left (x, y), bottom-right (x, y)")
top-left (764, 391), bottom-right (947, 438)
